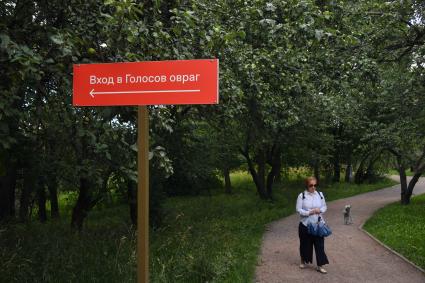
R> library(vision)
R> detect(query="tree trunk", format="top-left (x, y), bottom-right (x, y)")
top-left (37, 181), bottom-right (47, 223)
top-left (314, 160), bottom-right (320, 184)
top-left (266, 148), bottom-right (281, 199)
top-left (365, 163), bottom-right (374, 182)
top-left (324, 166), bottom-right (333, 183)
top-left (71, 177), bottom-right (93, 231)
top-left (345, 150), bottom-right (353, 183)
top-left (398, 162), bottom-right (409, 205)
top-left (355, 153), bottom-right (369, 184)
top-left (333, 161), bottom-right (340, 182)
top-left (388, 149), bottom-right (416, 205)
top-left (332, 126), bottom-right (342, 183)
top-left (47, 177), bottom-right (59, 218)
top-left (242, 148), bottom-right (267, 199)
top-left (0, 158), bottom-right (17, 222)
top-left (404, 173), bottom-right (422, 203)
top-left (253, 164), bottom-right (267, 199)
top-left (9, 167), bottom-right (17, 217)
top-left (332, 145), bottom-right (340, 182)
top-left (100, 170), bottom-right (112, 203)
top-left (223, 167), bottom-right (232, 194)
top-left (0, 180), bottom-right (10, 221)
top-left (266, 165), bottom-right (280, 199)
top-left (256, 150), bottom-right (266, 194)
top-left (345, 164), bottom-right (353, 183)
top-left (128, 180), bottom-right (137, 226)
top-left (19, 168), bottom-right (36, 222)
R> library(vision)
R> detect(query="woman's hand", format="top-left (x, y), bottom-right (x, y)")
top-left (309, 208), bottom-right (321, 215)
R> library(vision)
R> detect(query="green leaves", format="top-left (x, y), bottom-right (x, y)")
top-left (1, 0), bottom-right (423, 203)
top-left (323, 10), bottom-right (332, 20)
top-left (0, 33), bottom-right (10, 49)
top-left (49, 34), bottom-right (64, 45)
top-left (223, 31), bottom-right (246, 43)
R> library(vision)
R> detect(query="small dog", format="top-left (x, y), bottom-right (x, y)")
top-left (343, 205), bottom-right (353, 225)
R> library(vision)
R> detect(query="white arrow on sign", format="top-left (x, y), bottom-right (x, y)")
top-left (89, 89), bottom-right (201, 98)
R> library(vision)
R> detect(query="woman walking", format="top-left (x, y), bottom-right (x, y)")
top-left (296, 176), bottom-right (329, 274)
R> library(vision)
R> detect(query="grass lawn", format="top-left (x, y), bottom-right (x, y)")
top-left (0, 172), bottom-right (397, 282)
top-left (363, 193), bottom-right (425, 270)
top-left (150, 172), bottom-right (397, 282)
top-left (387, 169), bottom-right (415, 176)
top-left (0, 205), bottom-right (136, 283)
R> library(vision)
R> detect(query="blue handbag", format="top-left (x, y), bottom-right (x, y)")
top-left (307, 217), bottom-right (332, 237)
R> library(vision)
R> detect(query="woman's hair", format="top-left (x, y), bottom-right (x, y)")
top-left (305, 176), bottom-right (317, 188)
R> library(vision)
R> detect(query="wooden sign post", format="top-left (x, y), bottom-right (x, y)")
top-left (73, 59), bottom-right (219, 283)
top-left (138, 106), bottom-right (149, 283)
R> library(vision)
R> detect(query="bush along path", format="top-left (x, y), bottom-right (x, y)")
top-left (255, 177), bottom-right (425, 283)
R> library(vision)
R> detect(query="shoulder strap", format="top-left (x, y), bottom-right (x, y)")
top-left (302, 191), bottom-right (323, 199)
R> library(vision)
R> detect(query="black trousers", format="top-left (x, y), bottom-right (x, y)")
top-left (298, 222), bottom-right (329, 266)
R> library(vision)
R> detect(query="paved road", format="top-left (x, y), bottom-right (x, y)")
top-left (255, 176), bottom-right (425, 283)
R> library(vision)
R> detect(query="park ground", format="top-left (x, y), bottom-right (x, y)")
top-left (0, 172), bottom-right (403, 282)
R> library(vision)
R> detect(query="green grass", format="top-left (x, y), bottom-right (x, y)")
top-left (387, 169), bottom-right (415, 176)
top-left (0, 172), bottom-right (397, 283)
top-left (320, 178), bottom-right (398, 201)
top-left (363, 193), bottom-right (425, 270)
top-left (149, 172), bottom-right (397, 282)
top-left (0, 205), bottom-right (136, 283)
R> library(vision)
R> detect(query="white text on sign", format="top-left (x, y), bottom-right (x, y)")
top-left (89, 74), bottom-right (201, 86)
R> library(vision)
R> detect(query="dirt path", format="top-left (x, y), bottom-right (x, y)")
top-left (255, 176), bottom-right (425, 283)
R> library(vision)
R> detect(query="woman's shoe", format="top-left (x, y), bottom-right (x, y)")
top-left (299, 261), bottom-right (306, 269)
top-left (316, 266), bottom-right (327, 274)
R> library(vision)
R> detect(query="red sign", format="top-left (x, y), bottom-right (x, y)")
top-left (73, 59), bottom-right (218, 106)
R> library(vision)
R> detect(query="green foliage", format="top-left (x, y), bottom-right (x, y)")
top-left (157, 111), bottom-right (224, 196)
top-left (1, 0), bottom-right (424, 208)
top-left (363, 194), bottom-right (425, 270)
